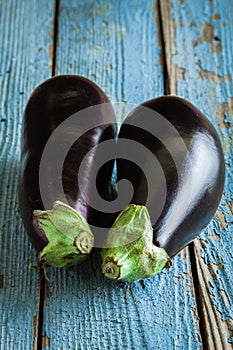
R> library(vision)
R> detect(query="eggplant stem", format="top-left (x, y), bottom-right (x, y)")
top-left (101, 259), bottom-right (120, 280)
top-left (74, 231), bottom-right (94, 254)
top-left (101, 204), bottom-right (170, 282)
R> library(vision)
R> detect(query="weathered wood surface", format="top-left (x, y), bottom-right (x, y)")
top-left (42, 1), bottom-right (201, 349)
top-left (0, 0), bottom-right (232, 349)
top-left (160, 0), bottom-right (233, 349)
top-left (0, 1), bottom-right (54, 349)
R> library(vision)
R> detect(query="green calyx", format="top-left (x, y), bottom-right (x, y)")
top-left (34, 201), bottom-right (94, 268)
top-left (101, 204), bottom-right (170, 282)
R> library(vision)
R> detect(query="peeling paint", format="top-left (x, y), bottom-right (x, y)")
top-left (201, 23), bottom-right (214, 43)
top-left (228, 201), bottom-right (233, 215)
top-left (49, 10), bottom-right (56, 73)
top-left (174, 65), bottom-right (186, 80)
top-left (32, 315), bottom-right (38, 350)
top-left (211, 13), bottom-right (221, 20)
top-left (219, 289), bottom-right (231, 307)
top-left (208, 232), bottom-right (220, 241)
top-left (214, 211), bottom-right (228, 230)
top-left (192, 23), bottom-right (212, 46)
top-left (196, 60), bottom-right (231, 82)
top-left (48, 43), bottom-right (53, 72)
top-left (217, 98), bottom-right (233, 128)
top-left (211, 42), bottom-right (222, 53)
top-left (209, 278), bottom-right (233, 322)
top-left (42, 334), bottom-right (50, 348)
top-left (192, 22), bottom-right (222, 53)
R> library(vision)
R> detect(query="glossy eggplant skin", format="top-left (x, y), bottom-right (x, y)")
top-left (19, 75), bottom-right (116, 253)
top-left (117, 96), bottom-right (225, 258)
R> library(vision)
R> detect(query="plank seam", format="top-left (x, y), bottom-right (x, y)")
top-left (158, 1), bottom-right (206, 347)
top-left (52, 0), bottom-right (60, 76)
top-left (37, 274), bottom-right (45, 350)
top-left (36, 1), bottom-right (60, 348)
top-left (189, 243), bottom-right (208, 350)
top-left (157, 0), bottom-right (170, 95)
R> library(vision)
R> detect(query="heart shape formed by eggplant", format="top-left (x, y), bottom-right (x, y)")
top-left (19, 76), bottom-right (225, 281)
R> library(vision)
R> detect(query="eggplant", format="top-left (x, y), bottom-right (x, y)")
top-left (19, 75), bottom-right (116, 270)
top-left (101, 96), bottom-right (225, 282)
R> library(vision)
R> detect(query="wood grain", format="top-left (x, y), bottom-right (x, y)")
top-left (160, 0), bottom-right (233, 348)
top-left (1, 0), bottom-right (231, 349)
top-left (0, 0), bottom-right (54, 349)
top-left (42, 1), bottom-right (202, 349)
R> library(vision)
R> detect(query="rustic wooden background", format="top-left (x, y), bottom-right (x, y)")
top-left (0, 0), bottom-right (232, 349)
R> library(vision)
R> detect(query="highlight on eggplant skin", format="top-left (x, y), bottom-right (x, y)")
top-left (101, 96), bottom-right (225, 282)
top-left (18, 75), bottom-right (116, 270)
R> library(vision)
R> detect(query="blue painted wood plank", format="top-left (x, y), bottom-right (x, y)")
top-left (55, 0), bottom-right (163, 104)
top-left (160, 0), bottom-right (233, 348)
top-left (0, 0), bottom-right (54, 349)
top-left (42, 1), bottom-right (202, 349)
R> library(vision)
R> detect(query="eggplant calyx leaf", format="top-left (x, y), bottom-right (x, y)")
top-left (101, 204), bottom-right (169, 282)
top-left (33, 201), bottom-right (94, 268)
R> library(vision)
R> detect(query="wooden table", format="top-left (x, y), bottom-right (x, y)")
top-left (0, 1), bottom-right (232, 349)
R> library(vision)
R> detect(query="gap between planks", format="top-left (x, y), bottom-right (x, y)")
top-left (36, 1), bottom-right (60, 349)
top-left (159, 0), bottom-right (233, 349)
top-left (157, 0), bottom-right (170, 95)
top-left (51, 0), bottom-right (60, 76)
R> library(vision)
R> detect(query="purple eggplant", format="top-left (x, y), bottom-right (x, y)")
top-left (19, 75), bottom-right (116, 269)
top-left (101, 96), bottom-right (225, 282)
